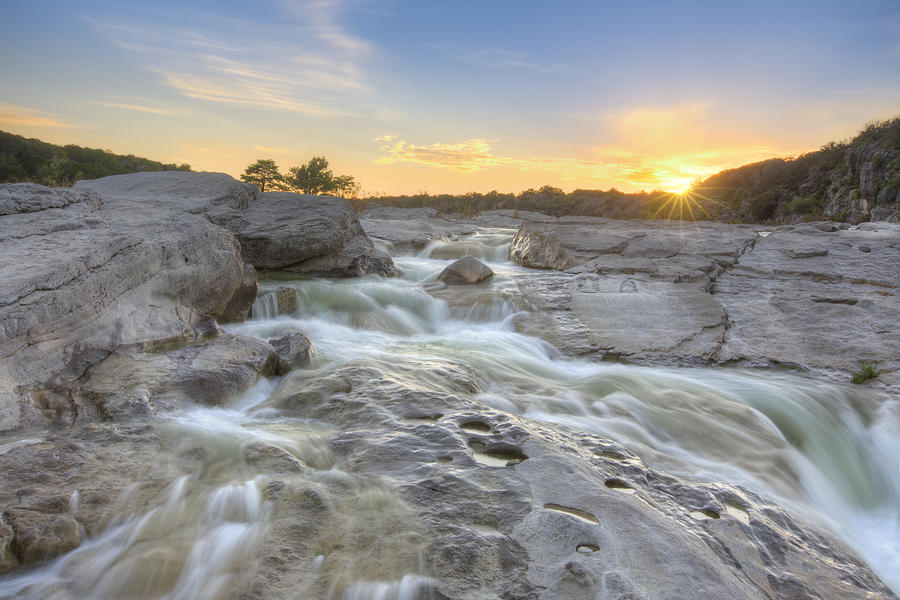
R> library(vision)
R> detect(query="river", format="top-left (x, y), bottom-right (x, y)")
top-left (1, 228), bottom-right (897, 598)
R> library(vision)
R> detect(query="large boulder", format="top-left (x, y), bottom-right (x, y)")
top-left (77, 172), bottom-right (396, 278)
top-left (437, 257), bottom-right (494, 285)
top-left (0, 181), bottom-right (257, 432)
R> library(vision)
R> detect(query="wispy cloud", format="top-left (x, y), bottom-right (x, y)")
top-left (375, 102), bottom-right (787, 191)
top-left (184, 144), bottom-right (233, 158)
top-left (252, 144), bottom-right (295, 154)
top-left (460, 48), bottom-right (564, 72)
top-left (89, 100), bottom-right (188, 116)
top-left (0, 104), bottom-right (73, 128)
top-left (88, 1), bottom-right (376, 119)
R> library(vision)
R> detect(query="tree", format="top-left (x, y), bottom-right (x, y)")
top-left (285, 156), bottom-right (358, 197)
top-left (240, 159), bottom-right (283, 192)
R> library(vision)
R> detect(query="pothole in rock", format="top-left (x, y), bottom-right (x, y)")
top-left (604, 478), bottom-right (636, 494)
top-left (468, 440), bottom-right (527, 467)
top-left (576, 544), bottom-right (600, 554)
top-left (690, 509), bottom-right (721, 520)
top-left (436, 456), bottom-right (453, 463)
top-left (722, 502), bottom-right (750, 524)
top-left (459, 420), bottom-right (492, 433)
top-left (544, 504), bottom-right (600, 524)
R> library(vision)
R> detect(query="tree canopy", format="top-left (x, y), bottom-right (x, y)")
top-left (241, 156), bottom-right (360, 197)
top-left (240, 158), bottom-right (284, 192)
top-left (0, 130), bottom-right (190, 186)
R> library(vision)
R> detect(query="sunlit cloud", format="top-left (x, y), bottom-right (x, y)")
top-left (375, 102), bottom-right (788, 192)
top-left (89, 101), bottom-right (187, 116)
top-left (184, 144), bottom-right (233, 158)
top-left (88, 1), bottom-right (376, 119)
top-left (0, 104), bottom-right (73, 128)
top-left (460, 48), bottom-right (564, 72)
top-left (252, 144), bottom-right (294, 154)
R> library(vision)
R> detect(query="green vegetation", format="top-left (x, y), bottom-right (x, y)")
top-left (240, 156), bottom-right (359, 197)
top-left (693, 117), bottom-right (900, 223)
top-left (240, 158), bottom-right (283, 192)
top-left (0, 130), bottom-right (190, 186)
top-left (851, 363), bottom-right (880, 384)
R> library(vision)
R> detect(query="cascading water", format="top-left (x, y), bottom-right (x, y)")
top-left (2, 229), bottom-right (898, 597)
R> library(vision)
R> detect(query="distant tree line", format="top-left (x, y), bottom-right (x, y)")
top-left (358, 185), bottom-right (685, 220)
top-left (0, 130), bottom-right (191, 187)
top-left (241, 157), bottom-right (360, 197)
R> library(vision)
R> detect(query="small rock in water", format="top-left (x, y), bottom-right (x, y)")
top-left (437, 256), bottom-right (493, 285)
top-left (269, 330), bottom-right (315, 375)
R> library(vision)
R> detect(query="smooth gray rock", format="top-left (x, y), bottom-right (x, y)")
top-left (437, 257), bottom-right (494, 285)
top-left (269, 330), bottom-right (315, 375)
top-left (77, 334), bottom-right (279, 419)
top-left (249, 357), bottom-right (893, 600)
top-left (715, 223), bottom-right (900, 390)
top-left (78, 172), bottom-right (396, 278)
top-left (0, 181), bottom-right (257, 432)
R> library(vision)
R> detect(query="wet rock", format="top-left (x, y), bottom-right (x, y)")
top-left (269, 329), bottom-right (315, 375)
top-left (78, 334), bottom-right (278, 418)
top-left (0, 515), bottom-right (18, 571)
top-left (6, 509), bottom-right (81, 565)
top-left (510, 223), bottom-right (573, 269)
top-left (252, 357), bottom-right (894, 600)
top-left (437, 257), bottom-right (493, 285)
top-left (253, 286), bottom-right (300, 318)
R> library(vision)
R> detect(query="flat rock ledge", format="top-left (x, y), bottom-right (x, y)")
top-left (507, 217), bottom-right (900, 391)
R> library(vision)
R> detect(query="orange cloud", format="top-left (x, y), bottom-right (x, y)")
top-left (375, 102), bottom-right (792, 192)
top-left (0, 104), bottom-right (72, 128)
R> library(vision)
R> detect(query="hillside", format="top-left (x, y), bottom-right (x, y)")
top-left (0, 130), bottom-right (190, 187)
top-left (693, 117), bottom-right (900, 223)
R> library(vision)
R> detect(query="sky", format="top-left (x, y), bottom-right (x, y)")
top-left (1, 0), bottom-right (898, 195)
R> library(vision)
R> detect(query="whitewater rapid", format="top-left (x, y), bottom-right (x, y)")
top-left (1, 228), bottom-right (897, 598)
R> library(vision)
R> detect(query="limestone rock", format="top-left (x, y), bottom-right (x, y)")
top-left (251, 358), bottom-right (893, 600)
top-left (78, 334), bottom-right (279, 419)
top-left (269, 330), bottom-right (315, 375)
top-left (437, 257), bottom-right (494, 285)
top-left (77, 172), bottom-right (396, 278)
top-left (510, 223), bottom-right (573, 270)
top-left (0, 181), bottom-right (258, 432)
top-left (6, 509), bottom-right (81, 565)
top-left (253, 286), bottom-right (300, 318)
top-left (715, 222), bottom-right (900, 390)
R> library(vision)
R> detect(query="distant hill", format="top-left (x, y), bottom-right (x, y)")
top-left (693, 118), bottom-right (900, 223)
top-left (0, 130), bottom-right (190, 187)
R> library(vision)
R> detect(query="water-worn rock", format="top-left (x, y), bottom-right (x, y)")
top-left (438, 257), bottom-right (494, 285)
top-left (77, 334), bottom-right (279, 419)
top-left (5, 510), bottom-right (82, 565)
top-left (248, 357), bottom-right (894, 600)
top-left (1, 172), bottom-right (392, 432)
top-left (715, 222), bottom-right (900, 390)
top-left (269, 330), bottom-right (315, 375)
top-left (0, 181), bottom-right (257, 432)
top-left (78, 172), bottom-right (396, 278)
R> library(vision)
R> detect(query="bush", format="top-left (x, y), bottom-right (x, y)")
top-left (851, 363), bottom-right (879, 384)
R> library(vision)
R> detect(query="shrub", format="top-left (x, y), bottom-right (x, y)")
top-left (851, 363), bottom-right (879, 384)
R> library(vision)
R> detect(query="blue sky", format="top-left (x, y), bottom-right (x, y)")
top-left (2, 0), bottom-right (898, 193)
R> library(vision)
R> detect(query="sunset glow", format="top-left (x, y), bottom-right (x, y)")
top-left (2, 1), bottom-right (898, 195)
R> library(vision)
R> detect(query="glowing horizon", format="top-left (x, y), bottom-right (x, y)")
top-left (2, 1), bottom-right (898, 196)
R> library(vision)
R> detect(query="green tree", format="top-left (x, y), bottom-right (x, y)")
top-left (240, 158), bottom-right (283, 192)
top-left (285, 156), bottom-right (358, 197)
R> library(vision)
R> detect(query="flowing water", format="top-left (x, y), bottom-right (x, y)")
top-left (2, 229), bottom-right (898, 598)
